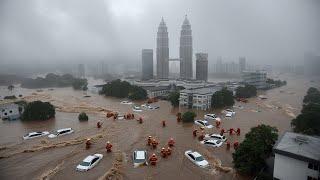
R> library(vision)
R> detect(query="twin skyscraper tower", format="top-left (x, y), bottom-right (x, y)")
top-left (157, 16), bottom-right (193, 80)
top-left (142, 16), bottom-right (208, 81)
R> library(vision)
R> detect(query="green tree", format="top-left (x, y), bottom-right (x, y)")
top-left (211, 87), bottom-right (235, 108)
top-left (182, 111), bottom-right (196, 123)
top-left (235, 84), bottom-right (257, 98)
top-left (78, 112), bottom-right (89, 121)
top-left (168, 91), bottom-right (180, 107)
top-left (100, 79), bottom-right (147, 100)
top-left (72, 78), bottom-right (88, 90)
top-left (7, 84), bottom-right (14, 92)
top-left (233, 124), bottom-right (278, 175)
top-left (22, 101), bottom-right (55, 121)
top-left (291, 88), bottom-right (320, 136)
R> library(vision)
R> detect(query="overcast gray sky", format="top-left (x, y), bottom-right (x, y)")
top-left (0, 0), bottom-right (319, 65)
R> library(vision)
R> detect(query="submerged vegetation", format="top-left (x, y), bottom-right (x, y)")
top-left (235, 84), bottom-right (257, 98)
top-left (291, 87), bottom-right (320, 135)
top-left (22, 101), bottom-right (55, 121)
top-left (168, 91), bottom-right (180, 107)
top-left (211, 87), bottom-right (235, 108)
top-left (182, 111), bottom-right (196, 123)
top-left (78, 112), bottom-right (89, 121)
top-left (21, 73), bottom-right (87, 90)
top-left (100, 79), bottom-right (147, 100)
top-left (233, 124), bottom-right (278, 175)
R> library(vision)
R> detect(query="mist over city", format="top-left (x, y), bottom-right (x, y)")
top-left (0, 1), bottom-right (319, 180)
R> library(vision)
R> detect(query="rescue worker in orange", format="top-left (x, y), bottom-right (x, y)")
top-left (177, 113), bottom-right (182, 122)
top-left (226, 141), bottom-right (231, 150)
top-left (160, 147), bottom-right (167, 158)
top-left (106, 141), bottom-right (112, 152)
top-left (215, 121), bottom-right (221, 128)
top-left (168, 138), bottom-right (175, 147)
top-left (193, 129), bottom-right (198, 137)
top-left (166, 147), bottom-right (172, 156)
top-left (151, 138), bottom-right (159, 149)
top-left (97, 121), bottom-right (102, 128)
top-left (233, 141), bottom-right (239, 150)
top-left (147, 136), bottom-right (152, 146)
top-left (139, 117), bottom-right (143, 124)
top-left (162, 120), bottom-right (166, 127)
top-left (236, 128), bottom-right (240, 136)
top-left (229, 128), bottom-right (234, 135)
top-left (198, 131), bottom-right (205, 141)
top-left (149, 153), bottom-right (158, 165)
top-left (220, 128), bottom-right (225, 136)
top-left (85, 138), bottom-right (91, 149)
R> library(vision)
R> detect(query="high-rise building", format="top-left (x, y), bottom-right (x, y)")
top-left (180, 15), bottom-right (193, 80)
top-left (77, 64), bottom-right (85, 78)
top-left (196, 53), bottom-right (208, 81)
top-left (156, 18), bottom-right (169, 79)
top-left (239, 57), bottom-right (246, 72)
top-left (141, 49), bottom-right (153, 80)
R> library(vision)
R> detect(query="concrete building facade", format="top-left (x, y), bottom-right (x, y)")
top-left (156, 18), bottom-right (169, 79)
top-left (239, 57), bottom-right (246, 73)
top-left (0, 103), bottom-right (23, 120)
top-left (141, 49), bottom-right (153, 80)
top-left (242, 70), bottom-right (267, 89)
top-left (179, 16), bottom-right (193, 80)
top-left (273, 132), bottom-right (320, 180)
top-left (196, 53), bottom-right (208, 81)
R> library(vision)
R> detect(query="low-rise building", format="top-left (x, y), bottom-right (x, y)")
top-left (242, 70), bottom-right (267, 89)
top-left (273, 132), bottom-right (320, 180)
top-left (179, 86), bottom-right (220, 110)
top-left (142, 86), bottom-right (171, 98)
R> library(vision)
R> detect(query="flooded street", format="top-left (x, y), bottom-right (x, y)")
top-left (0, 75), bottom-right (319, 180)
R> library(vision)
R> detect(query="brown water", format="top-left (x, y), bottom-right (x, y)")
top-left (0, 74), bottom-right (319, 180)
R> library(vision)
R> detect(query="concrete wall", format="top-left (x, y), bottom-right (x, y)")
top-left (274, 153), bottom-right (319, 180)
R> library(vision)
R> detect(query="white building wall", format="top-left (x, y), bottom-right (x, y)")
top-left (274, 153), bottom-right (319, 180)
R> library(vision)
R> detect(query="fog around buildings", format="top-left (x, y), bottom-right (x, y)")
top-left (0, 0), bottom-right (319, 74)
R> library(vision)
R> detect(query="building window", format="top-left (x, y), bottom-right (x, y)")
top-left (308, 163), bottom-right (319, 171)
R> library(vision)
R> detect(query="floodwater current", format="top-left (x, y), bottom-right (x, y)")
top-left (0, 74), bottom-right (319, 180)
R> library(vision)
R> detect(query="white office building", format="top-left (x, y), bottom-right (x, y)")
top-left (179, 86), bottom-right (220, 110)
top-left (242, 70), bottom-right (267, 89)
top-left (273, 132), bottom-right (320, 180)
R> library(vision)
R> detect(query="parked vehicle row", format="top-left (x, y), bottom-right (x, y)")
top-left (23, 128), bottom-right (74, 140)
top-left (194, 120), bottom-right (213, 129)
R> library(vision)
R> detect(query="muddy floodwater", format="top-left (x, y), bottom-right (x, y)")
top-left (0, 75), bottom-right (319, 180)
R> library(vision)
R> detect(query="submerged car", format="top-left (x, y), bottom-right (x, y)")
top-left (204, 114), bottom-right (220, 121)
top-left (194, 120), bottom-right (214, 129)
top-left (23, 131), bottom-right (49, 140)
top-left (184, 150), bottom-right (209, 168)
top-left (200, 139), bottom-right (223, 147)
top-left (204, 134), bottom-right (227, 142)
top-left (133, 150), bottom-right (148, 167)
top-left (223, 109), bottom-right (235, 115)
top-left (48, 128), bottom-right (74, 138)
top-left (132, 105), bottom-right (142, 112)
top-left (120, 101), bottom-right (133, 105)
top-left (76, 154), bottom-right (103, 171)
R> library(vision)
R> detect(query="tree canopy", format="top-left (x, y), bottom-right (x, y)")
top-left (211, 87), bottom-right (235, 108)
top-left (232, 124), bottom-right (278, 175)
top-left (168, 91), bottom-right (180, 107)
top-left (78, 112), bottom-right (89, 121)
top-left (235, 84), bottom-right (257, 98)
top-left (291, 87), bottom-right (320, 135)
top-left (21, 73), bottom-right (88, 90)
top-left (182, 111), bottom-right (196, 123)
top-left (266, 78), bottom-right (287, 87)
top-left (100, 79), bottom-right (147, 100)
top-left (22, 101), bottom-right (55, 121)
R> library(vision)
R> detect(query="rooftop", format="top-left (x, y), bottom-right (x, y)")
top-left (274, 132), bottom-right (320, 163)
top-left (142, 86), bottom-right (170, 92)
top-left (180, 86), bottom-right (221, 95)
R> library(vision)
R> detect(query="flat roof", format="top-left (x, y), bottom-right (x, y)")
top-left (181, 86), bottom-right (221, 95)
top-left (274, 132), bottom-right (320, 163)
top-left (142, 86), bottom-right (169, 91)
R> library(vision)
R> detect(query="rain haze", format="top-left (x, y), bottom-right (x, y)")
top-left (0, 0), bottom-right (320, 70)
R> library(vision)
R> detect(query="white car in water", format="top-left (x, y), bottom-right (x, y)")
top-left (200, 139), bottom-right (223, 147)
top-left (23, 131), bottom-right (49, 140)
top-left (204, 134), bottom-right (227, 142)
top-left (120, 101), bottom-right (133, 105)
top-left (133, 150), bottom-right (148, 167)
top-left (223, 109), bottom-right (235, 116)
top-left (48, 128), bottom-right (74, 138)
top-left (204, 114), bottom-right (220, 121)
top-left (194, 120), bottom-right (214, 129)
top-left (76, 154), bottom-right (103, 171)
top-left (184, 150), bottom-right (209, 168)
top-left (132, 105), bottom-right (142, 112)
